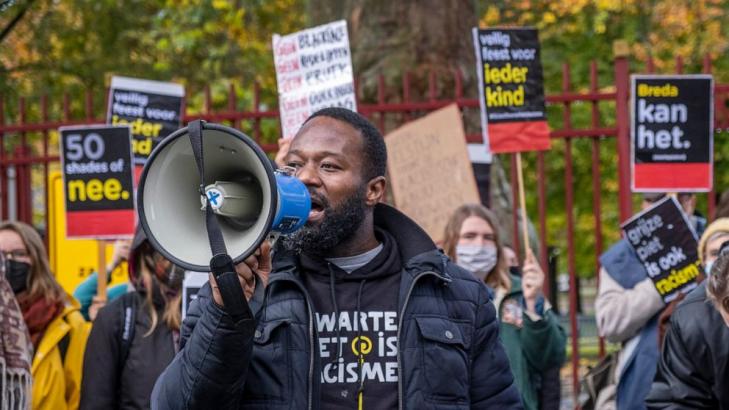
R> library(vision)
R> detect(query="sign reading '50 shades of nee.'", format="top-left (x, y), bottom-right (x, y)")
top-left (273, 20), bottom-right (356, 140)
top-left (631, 75), bottom-right (714, 192)
top-left (59, 125), bottom-right (135, 239)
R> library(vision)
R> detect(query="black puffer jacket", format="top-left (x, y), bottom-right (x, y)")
top-left (646, 283), bottom-right (729, 409)
top-left (152, 204), bottom-right (522, 409)
top-left (81, 292), bottom-right (177, 410)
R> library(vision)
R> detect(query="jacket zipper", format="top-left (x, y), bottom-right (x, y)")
top-left (397, 270), bottom-right (451, 410)
top-left (267, 275), bottom-right (316, 410)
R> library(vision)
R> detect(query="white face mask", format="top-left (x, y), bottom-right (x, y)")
top-left (705, 259), bottom-right (715, 276)
top-left (456, 244), bottom-right (498, 280)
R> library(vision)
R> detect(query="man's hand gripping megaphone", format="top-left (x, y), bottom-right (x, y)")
top-left (209, 240), bottom-right (272, 306)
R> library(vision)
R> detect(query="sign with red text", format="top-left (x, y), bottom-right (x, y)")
top-left (59, 125), bottom-right (135, 238)
top-left (273, 20), bottom-right (356, 139)
top-left (106, 76), bottom-right (184, 168)
top-left (631, 75), bottom-right (713, 192)
top-left (472, 27), bottom-right (550, 155)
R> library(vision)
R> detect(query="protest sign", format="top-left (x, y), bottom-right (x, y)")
top-left (59, 125), bottom-right (135, 238)
top-left (631, 75), bottom-right (713, 192)
top-left (47, 171), bottom-right (129, 294)
top-left (107, 76), bottom-right (184, 168)
top-left (386, 104), bottom-right (480, 243)
top-left (182, 271), bottom-right (208, 319)
top-left (273, 20), bottom-right (356, 140)
top-left (472, 27), bottom-right (550, 155)
top-left (622, 196), bottom-right (701, 303)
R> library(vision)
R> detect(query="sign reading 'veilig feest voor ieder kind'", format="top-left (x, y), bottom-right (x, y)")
top-left (471, 27), bottom-right (550, 160)
top-left (106, 76), bottom-right (184, 170)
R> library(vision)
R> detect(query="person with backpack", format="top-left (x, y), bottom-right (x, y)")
top-left (0, 220), bottom-right (89, 410)
top-left (79, 227), bottom-right (184, 410)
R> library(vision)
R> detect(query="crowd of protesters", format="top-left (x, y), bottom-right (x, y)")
top-left (0, 108), bottom-right (727, 409)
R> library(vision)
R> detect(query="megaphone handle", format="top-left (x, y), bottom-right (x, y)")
top-left (189, 119), bottom-right (250, 319)
top-left (210, 253), bottom-right (251, 320)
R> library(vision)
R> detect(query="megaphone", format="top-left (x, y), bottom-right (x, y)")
top-left (137, 121), bottom-right (310, 273)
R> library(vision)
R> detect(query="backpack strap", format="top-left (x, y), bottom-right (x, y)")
top-left (117, 293), bottom-right (137, 375)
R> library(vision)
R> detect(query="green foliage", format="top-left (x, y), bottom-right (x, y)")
top-left (2, 0), bottom-right (729, 272)
top-left (484, 0), bottom-right (729, 277)
top-left (0, 0), bottom-right (305, 142)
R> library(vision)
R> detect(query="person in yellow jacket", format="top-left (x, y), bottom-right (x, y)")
top-left (0, 221), bottom-right (89, 410)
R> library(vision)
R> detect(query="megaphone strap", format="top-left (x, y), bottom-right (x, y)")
top-left (188, 119), bottom-right (250, 319)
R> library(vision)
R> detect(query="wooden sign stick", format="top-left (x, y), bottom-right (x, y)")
top-left (97, 240), bottom-right (108, 301)
top-left (516, 152), bottom-right (531, 256)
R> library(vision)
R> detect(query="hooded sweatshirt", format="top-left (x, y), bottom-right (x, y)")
top-left (299, 227), bottom-right (401, 409)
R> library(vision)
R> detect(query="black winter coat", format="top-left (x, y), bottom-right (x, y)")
top-left (151, 204), bottom-right (522, 409)
top-left (81, 292), bottom-right (177, 410)
top-left (646, 283), bottom-right (729, 409)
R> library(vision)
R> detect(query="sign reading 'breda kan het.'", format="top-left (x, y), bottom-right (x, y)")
top-left (631, 75), bottom-right (714, 192)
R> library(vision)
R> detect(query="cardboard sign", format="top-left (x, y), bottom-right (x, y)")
top-left (107, 76), bottom-right (184, 167)
top-left (622, 196), bottom-right (701, 303)
top-left (631, 75), bottom-right (714, 192)
top-left (59, 125), bottom-right (135, 238)
top-left (385, 104), bottom-right (480, 243)
top-left (472, 27), bottom-right (550, 155)
top-left (273, 20), bottom-right (357, 139)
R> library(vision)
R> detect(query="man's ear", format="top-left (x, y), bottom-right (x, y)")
top-left (365, 176), bottom-right (387, 206)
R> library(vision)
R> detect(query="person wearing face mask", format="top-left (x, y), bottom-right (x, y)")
top-left (0, 251), bottom-right (33, 410)
top-left (80, 227), bottom-right (185, 410)
top-left (442, 204), bottom-right (566, 410)
top-left (0, 221), bottom-right (90, 410)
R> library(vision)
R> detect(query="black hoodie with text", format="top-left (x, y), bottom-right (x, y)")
top-left (299, 227), bottom-right (401, 409)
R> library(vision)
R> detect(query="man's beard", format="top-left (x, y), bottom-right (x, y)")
top-left (282, 187), bottom-right (367, 256)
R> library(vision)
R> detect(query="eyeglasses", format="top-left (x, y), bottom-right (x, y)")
top-left (0, 249), bottom-right (30, 261)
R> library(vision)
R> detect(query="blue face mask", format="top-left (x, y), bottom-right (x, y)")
top-left (705, 259), bottom-right (715, 276)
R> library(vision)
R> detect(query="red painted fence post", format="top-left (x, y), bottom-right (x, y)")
top-left (613, 41), bottom-right (632, 223)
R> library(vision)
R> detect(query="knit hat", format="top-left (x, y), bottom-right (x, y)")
top-left (698, 218), bottom-right (729, 263)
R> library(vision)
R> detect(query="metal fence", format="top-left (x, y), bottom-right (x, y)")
top-left (2, 52), bottom-right (728, 405)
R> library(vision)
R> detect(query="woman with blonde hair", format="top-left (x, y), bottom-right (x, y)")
top-left (443, 204), bottom-right (566, 410)
top-left (80, 227), bottom-right (184, 410)
top-left (0, 220), bottom-right (89, 409)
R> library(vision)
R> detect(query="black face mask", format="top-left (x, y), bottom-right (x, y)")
top-left (509, 265), bottom-right (522, 278)
top-left (5, 259), bottom-right (30, 294)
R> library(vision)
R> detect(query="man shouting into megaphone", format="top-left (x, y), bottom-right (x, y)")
top-left (152, 108), bottom-right (522, 409)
